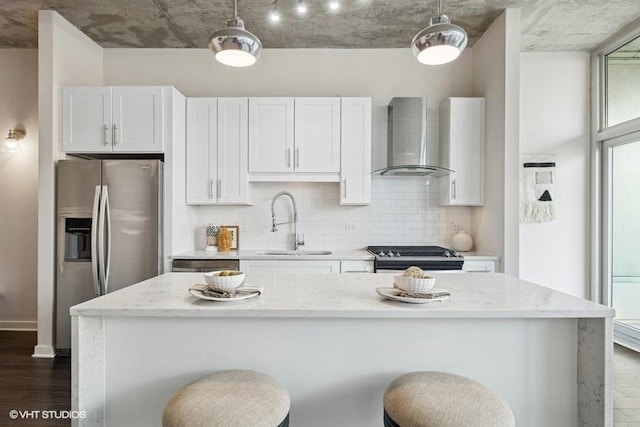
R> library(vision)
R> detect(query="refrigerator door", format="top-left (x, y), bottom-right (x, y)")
top-left (56, 160), bottom-right (102, 349)
top-left (101, 160), bottom-right (161, 293)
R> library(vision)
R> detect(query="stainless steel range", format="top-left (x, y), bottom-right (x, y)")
top-left (367, 245), bottom-right (464, 273)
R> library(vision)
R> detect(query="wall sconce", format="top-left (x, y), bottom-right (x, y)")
top-left (1, 129), bottom-right (26, 153)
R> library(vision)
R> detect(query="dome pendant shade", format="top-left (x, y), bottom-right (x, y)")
top-left (411, 14), bottom-right (467, 65)
top-left (209, 12), bottom-right (262, 67)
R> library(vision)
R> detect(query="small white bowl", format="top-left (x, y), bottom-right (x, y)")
top-left (204, 271), bottom-right (245, 292)
top-left (394, 274), bottom-right (436, 293)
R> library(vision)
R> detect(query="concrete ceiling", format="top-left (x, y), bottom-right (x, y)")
top-left (2, 0), bottom-right (640, 52)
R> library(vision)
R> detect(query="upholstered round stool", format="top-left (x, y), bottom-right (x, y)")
top-left (383, 371), bottom-right (515, 427)
top-left (162, 369), bottom-right (290, 427)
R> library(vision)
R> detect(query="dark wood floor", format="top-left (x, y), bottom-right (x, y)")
top-left (0, 331), bottom-right (70, 427)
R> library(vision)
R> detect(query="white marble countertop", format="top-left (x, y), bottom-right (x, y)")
top-left (71, 272), bottom-right (613, 319)
top-left (171, 249), bottom-right (498, 261)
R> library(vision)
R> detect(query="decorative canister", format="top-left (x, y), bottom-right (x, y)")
top-left (451, 230), bottom-right (473, 252)
top-left (217, 227), bottom-right (232, 252)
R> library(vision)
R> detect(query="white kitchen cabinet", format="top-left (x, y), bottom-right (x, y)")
top-left (340, 98), bottom-right (372, 205)
top-left (462, 259), bottom-right (496, 273)
top-left (295, 98), bottom-right (341, 173)
top-left (248, 97), bottom-right (341, 181)
top-left (248, 98), bottom-right (294, 173)
top-left (186, 98), bottom-right (249, 205)
top-left (340, 260), bottom-right (374, 273)
top-left (439, 97), bottom-right (485, 206)
top-left (240, 260), bottom-right (341, 273)
top-left (62, 86), bottom-right (163, 153)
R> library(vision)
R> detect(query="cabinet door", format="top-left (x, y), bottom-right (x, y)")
top-left (186, 98), bottom-right (217, 204)
top-left (217, 98), bottom-right (249, 204)
top-left (340, 98), bottom-right (372, 205)
top-left (248, 98), bottom-right (294, 173)
top-left (62, 87), bottom-right (112, 153)
top-left (112, 86), bottom-right (163, 153)
top-left (439, 98), bottom-right (485, 206)
top-left (340, 260), bottom-right (374, 273)
top-left (294, 98), bottom-right (341, 173)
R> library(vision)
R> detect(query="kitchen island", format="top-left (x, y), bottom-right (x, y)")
top-left (71, 272), bottom-right (613, 427)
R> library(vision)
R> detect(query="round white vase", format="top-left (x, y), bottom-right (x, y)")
top-left (451, 231), bottom-right (473, 252)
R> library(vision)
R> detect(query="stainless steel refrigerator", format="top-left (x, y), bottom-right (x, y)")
top-left (56, 159), bottom-right (162, 349)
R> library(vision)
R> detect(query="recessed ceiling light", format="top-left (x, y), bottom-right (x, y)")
top-left (329, 0), bottom-right (340, 11)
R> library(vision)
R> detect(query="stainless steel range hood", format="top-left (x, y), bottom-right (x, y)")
top-left (373, 97), bottom-right (452, 177)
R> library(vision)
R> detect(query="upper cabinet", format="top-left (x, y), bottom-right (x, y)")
top-left (62, 86), bottom-right (163, 153)
top-left (294, 98), bottom-right (341, 173)
top-left (439, 97), bottom-right (485, 206)
top-left (248, 97), bottom-right (341, 181)
top-left (186, 98), bottom-right (250, 205)
top-left (340, 98), bottom-right (372, 205)
top-left (248, 98), bottom-right (294, 173)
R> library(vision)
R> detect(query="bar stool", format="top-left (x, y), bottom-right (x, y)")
top-left (162, 369), bottom-right (290, 427)
top-left (383, 371), bottom-right (515, 427)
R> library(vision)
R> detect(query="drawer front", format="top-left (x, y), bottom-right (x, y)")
top-left (462, 260), bottom-right (496, 273)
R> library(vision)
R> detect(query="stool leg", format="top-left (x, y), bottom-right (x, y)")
top-left (383, 410), bottom-right (401, 427)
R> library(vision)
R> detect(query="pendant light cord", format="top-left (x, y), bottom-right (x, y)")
top-left (437, 0), bottom-right (441, 15)
top-left (233, 0), bottom-right (238, 18)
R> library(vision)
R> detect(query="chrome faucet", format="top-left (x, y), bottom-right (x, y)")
top-left (271, 191), bottom-right (305, 251)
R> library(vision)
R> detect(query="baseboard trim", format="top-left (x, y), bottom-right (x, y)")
top-left (0, 321), bottom-right (37, 331)
top-left (32, 345), bottom-right (56, 358)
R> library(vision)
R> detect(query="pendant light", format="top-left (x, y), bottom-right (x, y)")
top-left (208, 0), bottom-right (262, 67)
top-left (411, 0), bottom-right (467, 65)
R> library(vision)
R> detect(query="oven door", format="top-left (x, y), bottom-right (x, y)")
top-left (373, 259), bottom-right (464, 273)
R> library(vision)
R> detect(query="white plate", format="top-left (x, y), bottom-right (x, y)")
top-left (376, 287), bottom-right (450, 304)
top-left (189, 284), bottom-right (262, 302)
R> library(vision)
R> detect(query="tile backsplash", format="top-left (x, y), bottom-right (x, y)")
top-left (195, 177), bottom-right (471, 251)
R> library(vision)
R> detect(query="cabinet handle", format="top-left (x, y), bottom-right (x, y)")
top-left (112, 124), bottom-right (118, 145)
top-left (103, 125), bottom-right (109, 146)
top-left (209, 179), bottom-right (215, 199)
top-left (295, 148), bottom-right (300, 168)
top-left (452, 180), bottom-right (456, 200)
top-left (217, 178), bottom-right (222, 199)
top-left (344, 270), bottom-right (369, 273)
top-left (287, 148), bottom-right (291, 167)
top-left (343, 179), bottom-right (347, 197)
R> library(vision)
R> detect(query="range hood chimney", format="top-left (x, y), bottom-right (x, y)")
top-left (373, 97), bottom-right (452, 177)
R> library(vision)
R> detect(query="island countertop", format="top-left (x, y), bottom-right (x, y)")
top-left (70, 272), bottom-right (614, 319)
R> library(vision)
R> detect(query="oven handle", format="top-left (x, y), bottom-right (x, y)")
top-left (374, 269), bottom-right (464, 274)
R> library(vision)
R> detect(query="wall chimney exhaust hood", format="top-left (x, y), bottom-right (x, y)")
top-left (373, 97), bottom-right (452, 177)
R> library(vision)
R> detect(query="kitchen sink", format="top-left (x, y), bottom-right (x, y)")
top-left (259, 250), bottom-right (333, 256)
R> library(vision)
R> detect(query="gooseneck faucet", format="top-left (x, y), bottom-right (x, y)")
top-left (271, 191), bottom-right (305, 251)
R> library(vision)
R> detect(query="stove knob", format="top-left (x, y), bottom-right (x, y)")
top-left (378, 251), bottom-right (386, 257)
top-left (395, 252), bottom-right (401, 257)
top-left (387, 251), bottom-right (394, 257)
top-left (444, 251), bottom-right (452, 257)
top-left (452, 251), bottom-right (459, 258)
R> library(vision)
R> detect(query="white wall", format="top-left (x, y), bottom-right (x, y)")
top-left (104, 48), bottom-right (475, 251)
top-left (104, 48), bottom-right (473, 106)
top-left (471, 9), bottom-right (521, 275)
top-left (36, 11), bottom-right (103, 357)
top-left (0, 49), bottom-right (38, 330)
top-left (519, 52), bottom-right (590, 298)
